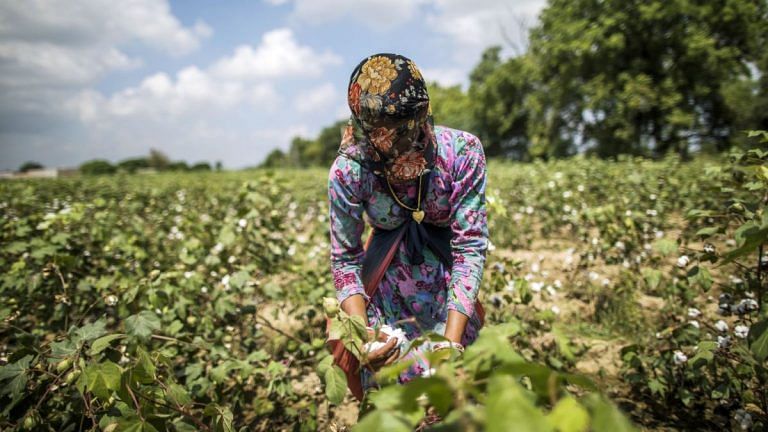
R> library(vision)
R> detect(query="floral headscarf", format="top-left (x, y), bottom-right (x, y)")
top-left (339, 53), bottom-right (437, 183)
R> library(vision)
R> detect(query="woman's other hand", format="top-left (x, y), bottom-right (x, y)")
top-left (363, 329), bottom-right (400, 371)
top-left (364, 338), bottom-right (400, 371)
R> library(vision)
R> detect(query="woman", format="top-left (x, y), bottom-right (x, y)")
top-left (328, 53), bottom-right (488, 400)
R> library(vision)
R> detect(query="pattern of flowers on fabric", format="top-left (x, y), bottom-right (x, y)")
top-left (348, 83), bottom-right (362, 116)
top-left (341, 123), bottom-right (355, 149)
top-left (407, 60), bottom-right (423, 82)
top-left (341, 53), bottom-right (435, 183)
top-left (390, 151), bottom-right (427, 180)
top-left (369, 127), bottom-right (396, 153)
top-left (357, 55), bottom-right (398, 95)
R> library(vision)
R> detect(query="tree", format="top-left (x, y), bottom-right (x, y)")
top-left (309, 120), bottom-right (347, 166)
top-left (148, 148), bottom-right (170, 170)
top-left (79, 159), bottom-right (116, 175)
top-left (117, 158), bottom-right (149, 174)
top-left (190, 162), bottom-right (212, 171)
top-left (167, 161), bottom-right (189, 171)
top-left (287, 136), bottom-right (313, 167)
top-left (527, 0), bottom-right (768, 158)
top-left (469, 47), bottom-right (503, 88)
top-left (467, 50), bottom-right (535, 159)
top-left (720, 50), bottom-right (768, 150)
top-left (427, 82), bottom-right (474, 134)
top-left (19, 161), bottom-right (44, 172)
top-left (260, 149), bottom-right (288, 168)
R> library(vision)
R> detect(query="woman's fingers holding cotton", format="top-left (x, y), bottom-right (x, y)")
top-left (383, 348), bottom-right (400, 366)
top-left (366, 338), bottom-right (398, 364)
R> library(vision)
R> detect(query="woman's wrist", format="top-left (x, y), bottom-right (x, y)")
top-left (444, 309), bottom-right (469, 344)
top-left (432, 341), bottom-right (464, 353)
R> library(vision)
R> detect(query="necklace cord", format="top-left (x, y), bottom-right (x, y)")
top-left (386, 174), bottom-right (422, 212)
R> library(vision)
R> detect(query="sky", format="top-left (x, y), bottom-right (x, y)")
top-left (0, 0), bottom-right (546, 170)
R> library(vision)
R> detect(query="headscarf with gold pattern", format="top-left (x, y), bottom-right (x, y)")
top-left (339, 53), bottom-right (436, 183)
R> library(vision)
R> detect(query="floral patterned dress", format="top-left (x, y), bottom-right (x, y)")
top-left (328, 125), bottom-right (489, 387)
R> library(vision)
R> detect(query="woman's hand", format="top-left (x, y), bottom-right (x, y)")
top-left (362, 328), bottom-right (400, 372)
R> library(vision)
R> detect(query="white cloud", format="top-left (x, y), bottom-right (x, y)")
top-left (426, 0), bottom-right (545, 59)
top-left (275, 0), bottom-right (544, 48)
top-left (70, 27), bottom-right (342, 123)
top-left (69, 67), bottom-right (280, 122)
top-left (0, 0), bottom-right (211, 137)
top-left (211, 28), bottom-right (341, 80)
top-left (420, 67), bottom-right (466, 88)
top-left (336, 103), bottom-right (352, 120)
top-left (0, 0), bottom-right (210, 57)
top-left (295, 83), bottom-right (337, 113)
top-left (0, 42), bottom-right (140, 88)
top-left (285, 0), bottom-right (425, 28)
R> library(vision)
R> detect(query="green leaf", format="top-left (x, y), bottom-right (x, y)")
top-left (748, 319), bottom-right (768, 362)
top-left (0, 355), bottom-right (32, 402)
top-left (652, 238), bottom-right (677, 256)
top-left (72, 318), bottom-right (108, 344)
top-left (734, 221), bottom-right (759, 246)
top-left (647, 378), bottom-right (667, 396)
top-left (552, 326), bottom-right (576, 362)
top-left (171, 419), bottom-right (198, 432)
top-left (695, 227), bottom-right (719, 237)
top-left (463, 322), bottom-right (524, 371)
top-left (548, 396), bottom-right (589, 432)
top-left (218, 227), bottom-right (236, 246)
top-left (117, 417), bottom-right (160, 432)
top-left (324, 365), bottom-right (347, 405)
top-left (166, 382), bottom-right (193, 406)
top-left (721, 225), bottom-right (768, 264)
top-left (316, 355), bottom-right (333, 378)
top-left (89, 334), bottom-right (126, 356)
top-left (375, 357), bottom-right (416, 384)
top-left (687, 266), bottom-right (713, 290)
top-left (228, 270), bottom-right (250, 289)
top-left (84, 361), bottom-right (122, 400)
top-left (404, 376), bottom-right (453, 416)
top-left (689, 341), bottom-right (717, 368)
top-left (486, 374), bottom-right (552, 432)
top-left (641, 268), bottom-right (662, 291)
top-left (204, 404), bottom-right (234, 432)
top-left (132, 347), bottom-right (156, 384)
top-left (353, 411), bottom-right (412, 432)
top-left (585, 394), bottom-right (636, 432)
top-left (125, 311), bottom-right (161, 341)
top-left (49, 339), bottom-right (78, 359)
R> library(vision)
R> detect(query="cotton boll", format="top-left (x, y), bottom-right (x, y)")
top-left (714, 320), bottom-right (728, 332)
top-left (734, 325), bottom-right (749, 339)
top-left (717, 335), bottom-right (731, 349)
top-left (531, 262), bottom-right (540, 273)
top-left (673, 350), bottom-right (688, 364)
top-left (530, 282), bottom-right (544, 293)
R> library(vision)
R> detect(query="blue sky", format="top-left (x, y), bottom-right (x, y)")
top-left (0, 0), bottom-right (545, 170)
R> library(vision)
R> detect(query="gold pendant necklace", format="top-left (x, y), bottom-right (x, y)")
top-left (386, 175), bottom-right (424, 223)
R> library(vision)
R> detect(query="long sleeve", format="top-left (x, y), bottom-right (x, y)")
top-left (447, 132), bottom-right (489, 317)
top-left (328, 155), bottom-right (368, 304)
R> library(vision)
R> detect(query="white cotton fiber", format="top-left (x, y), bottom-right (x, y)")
top-left (364, 325), bottom-right (409, 354)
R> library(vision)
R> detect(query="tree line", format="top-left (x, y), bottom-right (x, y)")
top-left (263, 0), bottom-right (768, 167)
top-left (15, 149), bottom-right (222, 175)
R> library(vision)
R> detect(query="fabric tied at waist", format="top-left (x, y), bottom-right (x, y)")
top-left (361, 219), bottom-right (453, 291)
